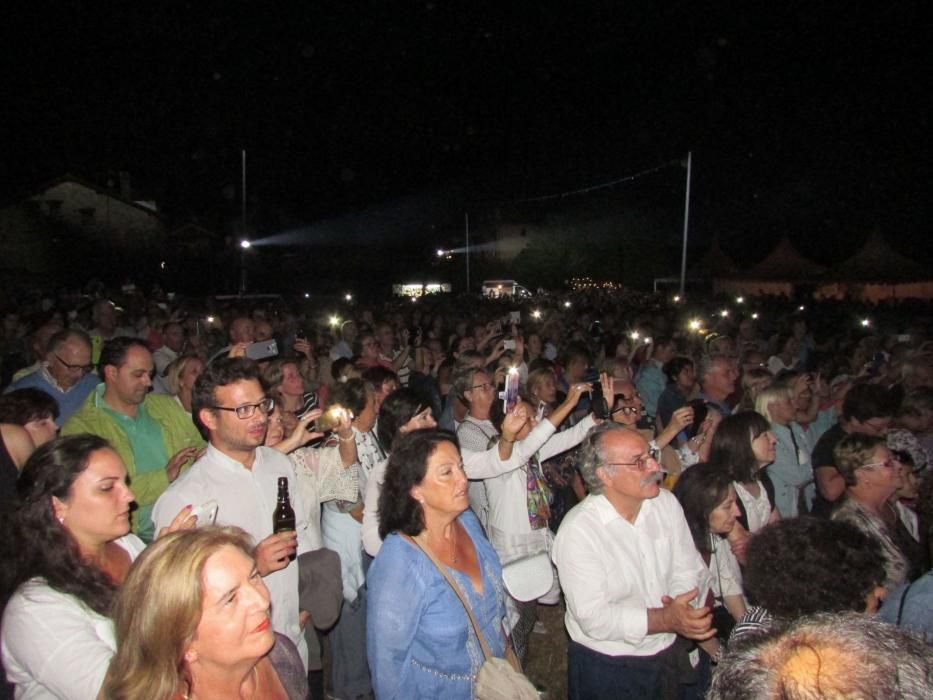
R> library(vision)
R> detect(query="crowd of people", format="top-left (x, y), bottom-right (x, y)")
top-left (0, 281), bottom-right (931, 699)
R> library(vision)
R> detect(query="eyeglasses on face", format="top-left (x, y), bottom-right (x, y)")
top-left (470, 382), bottom-right (494, 391)
top-left (606, 447), bottom-right (661, 472)
top-left (55, 353), bottom-right (93, 373)
top-left (859, 459), bottom-right (896, 471)
top-left (211, 397), bottom-right (275, 419)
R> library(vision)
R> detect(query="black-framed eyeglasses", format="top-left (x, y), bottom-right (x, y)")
top-left (211, 397), bottom-right (275, 419)
top-left (55, 353), bottom-right (93, 373)
top-left (471, 382), bottom-right (494, 391)
top-left (605, 447), bottom-right (661, 472)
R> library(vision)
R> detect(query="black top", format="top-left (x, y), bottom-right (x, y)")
top-left (0, 432), bottom-right (19, 507)
top-left (810, 423), bottom-right (847, 518)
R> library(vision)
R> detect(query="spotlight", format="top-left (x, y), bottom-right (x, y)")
top-left (751, 312), bottom-right (759, 320)
top-left (329, 315), bottom-right (340, 327)
top-left (689, 319), bottom-right (702, 331)
top-left (720, 310), bottom-right (729, 317)
top-left (531, 310), bottom-right (542, 319)
top-left (736, 296), bottom-right (744, 304)
top-left (345, 293), bottom-right (353, 302)
top-left (860, 318), bottom-right (871, 328)
top-left (564, 301), bottom-right (572, 308)
top-left (240, 239), bottom-right (251, 249)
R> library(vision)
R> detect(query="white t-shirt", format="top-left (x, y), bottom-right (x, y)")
top-left (1, 534), bottom-right (146, 700)
top-left (734, 480), bottom-right (772, 533)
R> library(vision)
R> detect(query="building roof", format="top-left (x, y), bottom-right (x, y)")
top-left (830, 232), bottom-right (929, 282)
top-left (739, 236), bottom-right (826, 281)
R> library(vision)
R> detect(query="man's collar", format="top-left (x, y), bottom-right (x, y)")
top-left (94, 384), bottom-right (144, 419)
top-left (591, 492), bottom-right (653, 526)
top-left (205, 441), bottom-right (261, 471)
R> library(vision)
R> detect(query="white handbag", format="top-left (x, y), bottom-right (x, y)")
top-left (501, 552), bottom-right (554, 602)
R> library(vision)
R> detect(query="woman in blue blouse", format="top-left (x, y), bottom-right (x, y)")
top-left (367, 429), bottom-right (508, 700)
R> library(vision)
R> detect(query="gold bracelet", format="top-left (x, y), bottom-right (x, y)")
top-left (338, 433), bottom-right (355, 443)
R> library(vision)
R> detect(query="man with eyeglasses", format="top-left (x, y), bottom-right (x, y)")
top-left (153, 357), bottom-right (314, 671)
top-left (4, 329), bottom-right (100, 425)
top-left (63, 337), bottom-right (204, 541)
top-left (553, 423), bottom-right (713, 699)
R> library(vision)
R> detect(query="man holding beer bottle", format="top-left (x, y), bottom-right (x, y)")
top-left (152, 357), bottom-right (314, 668)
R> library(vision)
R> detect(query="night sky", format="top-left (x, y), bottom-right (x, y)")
top-left (3, 2), bottom-right (931, 272)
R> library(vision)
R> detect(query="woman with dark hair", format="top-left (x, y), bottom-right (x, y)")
top-left (361, 387), bottom-right (438, 556)
top-left (730, 517), bottom-right (887, 641)
top-left (673, 463), bottom-right (747, 664)
top-left (368, 429), bottom-right (509, 699)
top-left (0, 434), bottom-right (191, 698)
top-left (708, 411), bottom-right (780, 563)
top-left (105, 527), bottom-right (307, 700)
top-left (767, 331), bottom-right (800, 375)
top-left (657, 356), bottom-right (698, 431)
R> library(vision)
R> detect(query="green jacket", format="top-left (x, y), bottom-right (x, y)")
top-left (62, 390), bottom-right (205, 534)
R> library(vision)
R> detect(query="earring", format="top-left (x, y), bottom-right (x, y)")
top-left (185, 650), bottom-right (197, 663)
top-left (57, 515), bottom-right (64, 525)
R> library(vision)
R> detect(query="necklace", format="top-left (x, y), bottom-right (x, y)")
top-left (427, 524), bottom-right (459, 565)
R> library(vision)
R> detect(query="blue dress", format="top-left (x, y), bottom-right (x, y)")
top-left (367, 509), bottom-right (508, 700)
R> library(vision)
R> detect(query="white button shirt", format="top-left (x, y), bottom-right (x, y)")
top-left (152, 443), bottom-right (313, 668)
top-left (553, 489), bottom-right (703, 656)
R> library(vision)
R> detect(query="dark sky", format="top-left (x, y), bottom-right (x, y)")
top-left (2, 2), bottom-right (931, 263)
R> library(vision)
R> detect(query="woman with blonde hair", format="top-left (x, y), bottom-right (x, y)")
top-left (106, 526), bottom-right (307, 700)
top-left (164, 355), bottom-right (205, 415)
top-left (757, 384), bottom-right (815, 517)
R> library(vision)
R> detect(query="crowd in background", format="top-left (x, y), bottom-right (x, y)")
top-left (0, 279), bottom-right (931, 699)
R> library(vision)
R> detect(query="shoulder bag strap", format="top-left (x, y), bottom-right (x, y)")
top-left (404, 532), bottom-right (495, 662)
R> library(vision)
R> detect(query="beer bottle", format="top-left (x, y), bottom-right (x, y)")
top-left (273, 476), bottom-right (297, 561)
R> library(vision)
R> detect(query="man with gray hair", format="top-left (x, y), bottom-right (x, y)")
top-left (697, 354), bottom-right (739, 417)
top-left (553, 422), bottom-right (713, 699)
top-left (4, 328), bottom-right (99, 425)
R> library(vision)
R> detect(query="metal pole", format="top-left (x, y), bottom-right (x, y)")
top-left (239, 149), bottom-right (247, 294)
top-left (465, 212), bottom-right (470, 293)
top-left (241, 149), bottom-right (247, 231)
top-left (679, 151), bottom-right (692, 297)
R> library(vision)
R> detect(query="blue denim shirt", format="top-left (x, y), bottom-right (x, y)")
top-left (367, 509), bottom-right (508, 700)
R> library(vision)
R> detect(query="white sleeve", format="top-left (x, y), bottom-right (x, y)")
top-left (537, 415), bottom-right (595, 462)
top-left (362, 459), bottom-right (388, 557)
top-left (1, 587), bottom-right (114, 700)
top-left (151, 482), bottom-right (194, 533)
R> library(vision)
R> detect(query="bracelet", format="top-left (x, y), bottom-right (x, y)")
top-left (338, 433), bottom-right (355, 443)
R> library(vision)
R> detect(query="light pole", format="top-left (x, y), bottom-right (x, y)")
top-left (679, 151), bottom-right (692, 298)
top-left (239, 239), bottom-right (251, 294)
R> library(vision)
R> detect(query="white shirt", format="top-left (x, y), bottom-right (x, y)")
top-left (698, 535), bottom-right (745, 605)
top-left (152, 345), bottom-right (179, 376)
top-left (1, 535), bottom-right (146, 700)
top-left (289, 443), bottom-right (358, 550)
top-left (553, 489), bottom-right (703, 656)
top-left (734, 480), bottom-right (772, 533)
top-left (485, 417), bottom-right (593, 546)
top-left (152, 444), bottom-right (313, 668)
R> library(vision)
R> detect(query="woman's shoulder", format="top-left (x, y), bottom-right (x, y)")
top-left (115, 533), bottom-right (147, 559)
top-left (268, 633), bottom-right (309, 700)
